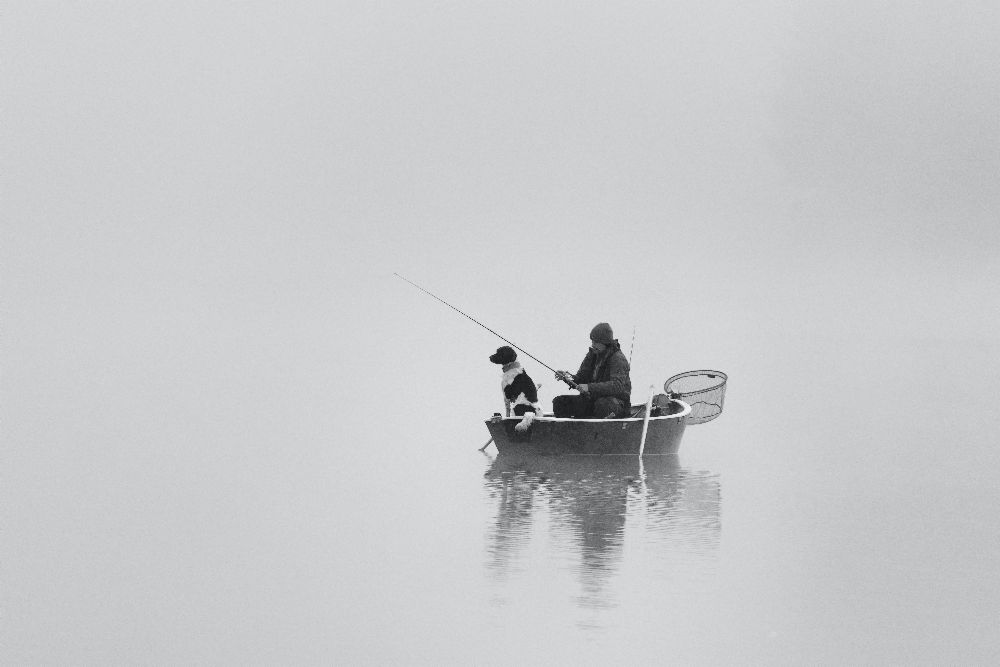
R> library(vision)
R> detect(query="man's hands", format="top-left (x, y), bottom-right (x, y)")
top-left (555, 371), bottom-right (588, 393)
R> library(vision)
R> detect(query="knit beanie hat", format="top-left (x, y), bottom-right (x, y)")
top-left (590, 322), bottom-right (614, 345)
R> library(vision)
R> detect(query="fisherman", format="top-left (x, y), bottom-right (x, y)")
top-left (553, 322), bottom-right (632, 418)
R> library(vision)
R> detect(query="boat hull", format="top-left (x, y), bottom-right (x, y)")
top-left (485, 400), bottom-right (690, 456)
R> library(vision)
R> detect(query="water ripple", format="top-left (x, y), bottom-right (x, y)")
top-left (483, 454), bottom-right (721, 613)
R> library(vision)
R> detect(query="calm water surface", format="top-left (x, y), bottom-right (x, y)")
top-left (263, 331), bottom-right (1000, 664)
top-left (482, 454), bottom-right (720, 619)
top-left (7, 337), bottom-right (1000, 664)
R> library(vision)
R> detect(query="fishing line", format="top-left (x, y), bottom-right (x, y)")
top-left (393, 272), bottom-right (562, 376)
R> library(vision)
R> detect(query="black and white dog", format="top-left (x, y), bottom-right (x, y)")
top-left (489, 346), bottom-right (542, 432)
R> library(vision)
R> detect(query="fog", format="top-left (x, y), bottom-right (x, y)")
top-left (4, 2), bottom-right (998, 663)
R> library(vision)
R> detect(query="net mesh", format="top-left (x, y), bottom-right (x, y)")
top-left (664, 370), bottom-right (728, 425)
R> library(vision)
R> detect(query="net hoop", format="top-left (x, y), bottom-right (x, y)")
top-left (664, 370), bottom-right (728, 425)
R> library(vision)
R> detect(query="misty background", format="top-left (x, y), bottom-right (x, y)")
top-left (4, 1), bottom-right (999, 663)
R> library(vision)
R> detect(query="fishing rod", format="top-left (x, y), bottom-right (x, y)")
top-left (393, 273), bottom-right (578, 388)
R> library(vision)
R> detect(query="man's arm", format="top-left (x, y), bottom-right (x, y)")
top-left (585, 354), bottom-right (630, 398)
top-left (573, 353), bottom-right (593, 384)
top-left (556, 353), bottom-right (592, 388)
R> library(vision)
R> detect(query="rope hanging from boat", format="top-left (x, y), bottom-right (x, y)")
top-left (394, 272), bottom-right (560, 376)
top-left (665, 370), bottom-right (728, 425)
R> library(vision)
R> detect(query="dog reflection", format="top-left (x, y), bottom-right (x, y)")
top-left (483, 454), bottom-right (720, 606)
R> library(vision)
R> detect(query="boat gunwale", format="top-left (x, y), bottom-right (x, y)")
top-left (486, 400), bottom-right (691, 424)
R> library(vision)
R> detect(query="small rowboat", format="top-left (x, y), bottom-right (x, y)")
top-left (395, 276), bottom-right (729, 456)
top-left (485, 399), bottom-right (691, 456)
top-left (484, 370), bottom-right (728, 456)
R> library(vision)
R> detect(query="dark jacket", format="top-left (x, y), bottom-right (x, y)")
top-left (572, 340), bottom-right (631, 404)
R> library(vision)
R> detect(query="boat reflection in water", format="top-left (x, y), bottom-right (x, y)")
top-left (483, 453), bottom-right (721, 610)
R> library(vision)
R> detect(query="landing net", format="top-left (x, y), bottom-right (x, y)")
top-left (664, 370), bottom-right (728, 425)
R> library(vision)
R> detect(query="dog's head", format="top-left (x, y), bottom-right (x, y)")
top-left (489, 346), bottom-right (517, 365)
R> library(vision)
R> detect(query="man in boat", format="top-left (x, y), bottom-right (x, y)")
top-left (552, 322), bottom-right (632, 419)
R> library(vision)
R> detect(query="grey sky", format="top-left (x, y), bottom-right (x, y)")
top-left (5, 0), bottom-right (998, 458)
top-left (4, 2), bottom-right (999, 662)
top-left (7, 2), bottom-right (997, 341)
top-left (3, 1), bottom-right (997, 439)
